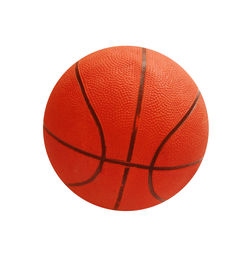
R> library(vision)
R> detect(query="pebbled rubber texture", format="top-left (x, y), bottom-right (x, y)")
top-left (43, 46), bottom-right (209, 211)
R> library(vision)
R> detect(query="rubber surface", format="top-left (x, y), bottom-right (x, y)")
top-left (43, 46), bottom-right (209, 211)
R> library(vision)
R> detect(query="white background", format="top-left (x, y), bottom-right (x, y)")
top-left (0, 0), bottom-right (249, 260)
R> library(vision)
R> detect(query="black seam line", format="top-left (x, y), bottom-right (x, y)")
top-left (44, 125), bottom-right (202, 171)
top-left (148, 91), bottom-right (201, 202)
top-left (66, 62), bottom-right (106, 187)
top-left (114, 47), bottom-right (147, 210)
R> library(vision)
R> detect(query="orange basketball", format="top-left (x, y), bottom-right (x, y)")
top-left (43, 46), bottom-right (208, 211)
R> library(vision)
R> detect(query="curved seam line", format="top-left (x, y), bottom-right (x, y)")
top-left (66, 62), bottom-right (106, 187)
top-left (113, 47), bottom-right (147, 210)
top-left (44, 125), bottom-right (202, 171)
top-left (148, 91), bottom-right (201, 202)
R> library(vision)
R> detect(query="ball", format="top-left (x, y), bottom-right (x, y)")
top-left (43, 46), bottom-right (208, 211)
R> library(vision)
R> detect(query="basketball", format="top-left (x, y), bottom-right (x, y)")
top-left (43, 46), bottom-right (208, 211)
